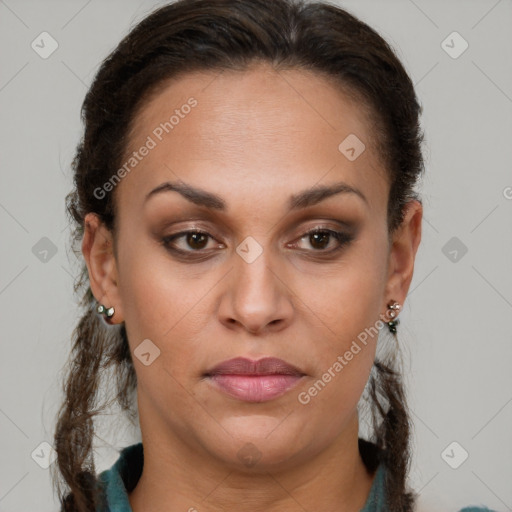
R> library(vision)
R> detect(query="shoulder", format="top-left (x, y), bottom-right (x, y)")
top-left (456, 508), bottom-right (498, 512)
top-left (95, 443), bottom-right (144, 512)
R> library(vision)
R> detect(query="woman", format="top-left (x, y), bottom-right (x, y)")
top-left (51, 0), bottom-right (495, 510)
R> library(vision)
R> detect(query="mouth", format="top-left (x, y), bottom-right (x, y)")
top-left (203, 357), bottom-right (306, 403)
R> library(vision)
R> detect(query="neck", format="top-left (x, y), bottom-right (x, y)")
top-left (128, 409), bottom-right (377, 512)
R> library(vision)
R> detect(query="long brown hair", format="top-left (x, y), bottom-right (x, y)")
top-left (51, 1), bottom-right (424, 510)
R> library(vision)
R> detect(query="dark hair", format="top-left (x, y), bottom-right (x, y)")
top-left (52, 0), bottom-right (424, 510)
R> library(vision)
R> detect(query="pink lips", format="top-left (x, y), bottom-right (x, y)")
top-left (204, 357), bottom-right (305, 402)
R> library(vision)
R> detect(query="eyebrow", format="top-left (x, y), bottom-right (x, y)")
top-left (144, 180), bottom-right (368, 211)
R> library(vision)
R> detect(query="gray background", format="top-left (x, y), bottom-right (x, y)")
top-left (0, 0), bottom-right (511, 510)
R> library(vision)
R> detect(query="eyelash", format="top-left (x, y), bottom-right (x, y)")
top-left (161, 227), bottom-right (354, 258)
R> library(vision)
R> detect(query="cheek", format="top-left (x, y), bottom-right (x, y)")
top-left (294, 234), bottom-right (387, 414)
top-left (299, 232), bottom-right (387, 344)
top-left (117, 235), bottom-right (226, 384)
top-left (296, 302), bottom-right (379, 443)
top-left (116, 237), bottom-right (193, 346)
top-left (117, 247), bottom-right (215, 424)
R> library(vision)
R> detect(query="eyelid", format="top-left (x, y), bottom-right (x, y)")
top-left (159, 219), bottom-right (353, 242)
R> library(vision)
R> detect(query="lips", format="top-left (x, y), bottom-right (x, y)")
top-left (204, 356), bottom-right (305, 377)
top-left (204, 357), bottom-right (306, 402)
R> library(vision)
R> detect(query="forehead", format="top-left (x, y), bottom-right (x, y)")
top-left (116, 63), bottom-right (388, 215)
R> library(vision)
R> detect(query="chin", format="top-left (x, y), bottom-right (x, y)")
top-left (204, 415), bottom-right (314, 470)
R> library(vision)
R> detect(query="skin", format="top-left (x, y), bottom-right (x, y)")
top-left (82, 63), bottom-right (422, 512)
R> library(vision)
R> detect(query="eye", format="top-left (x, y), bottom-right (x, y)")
top-left (289, 228), bottom-right (354, 253)
top-left (162, 230), bottom-right (222, 254)
top-left (161, 226), bottom-right (354, 258)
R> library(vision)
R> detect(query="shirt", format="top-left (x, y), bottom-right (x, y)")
top-left (95, 443), bottom-right (496, 512)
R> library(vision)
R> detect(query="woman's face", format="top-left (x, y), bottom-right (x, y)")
top-left (85, 63), bottom-right (420, 470)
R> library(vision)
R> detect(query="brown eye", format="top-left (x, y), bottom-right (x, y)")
top-left (292, 228), bottom-right (353, 253)
top-left (183, 231), bottom-right (209, 250)
top-left (163, 230), bottom-right (217, 253)
top-left (308, 231), bottom-right (330, 250)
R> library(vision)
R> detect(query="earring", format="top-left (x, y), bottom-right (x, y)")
top-left (385, 301), bottom-right (401, 334)
top-left (96, 302), bottom-right (115, 318)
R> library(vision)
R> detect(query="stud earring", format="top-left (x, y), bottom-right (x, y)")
top-left (385, 301), bottom-right (401, 334)
top-left (96, 302), bottom-right (115, 318)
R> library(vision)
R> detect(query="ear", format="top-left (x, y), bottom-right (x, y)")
top-left (82, 212), bottom-right (124, 324)
top-left (383, 200), bottom-right (423, 309)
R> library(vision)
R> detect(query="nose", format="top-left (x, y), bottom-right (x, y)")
top-left (217, 246), bottom-right (294, 335)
